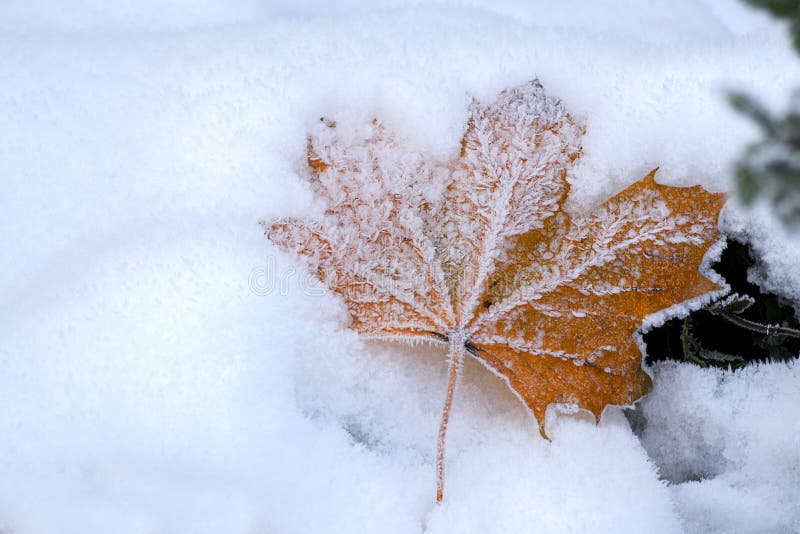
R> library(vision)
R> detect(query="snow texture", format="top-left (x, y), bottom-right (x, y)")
top-left (1, 0), bottom-right (799, 533)
top-left (637, 361), bottom-right (800, 533)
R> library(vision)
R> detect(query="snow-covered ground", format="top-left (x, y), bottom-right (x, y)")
top-left (1, 1), bottom-right (799, 532)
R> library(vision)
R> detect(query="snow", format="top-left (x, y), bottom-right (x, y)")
top-left (637, 361), bottom-right (800, 533)
top-left (1, 1), bottom-right (799, 533)
top-left (723, 202), bottom-right (800, 312)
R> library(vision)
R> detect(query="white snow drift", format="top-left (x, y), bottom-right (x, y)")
top-left (0, 1), bottom-right (798, 533)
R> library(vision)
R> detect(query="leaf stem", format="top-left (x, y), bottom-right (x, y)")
top-left (436, 334), bottom-right (464, 503)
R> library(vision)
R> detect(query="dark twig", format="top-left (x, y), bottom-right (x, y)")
top-left (720, 311), bottom-right (800, 338)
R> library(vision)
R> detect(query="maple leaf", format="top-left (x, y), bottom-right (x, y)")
top-left (264, 80), bottom-right (725, 502)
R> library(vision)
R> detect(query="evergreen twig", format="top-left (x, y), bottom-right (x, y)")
top-left (719, 311), bottom-right (800, 338)
top-left (681, 317), bottom-right (708, 367)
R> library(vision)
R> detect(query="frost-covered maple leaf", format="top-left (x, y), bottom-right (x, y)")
top-left (264, 80), bottom-right (725, 502)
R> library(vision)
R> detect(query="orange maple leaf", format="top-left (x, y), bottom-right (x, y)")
top-left (264, 80), bottom-right (726, 502)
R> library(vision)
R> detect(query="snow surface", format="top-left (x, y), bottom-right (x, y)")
top-left (1, 1), bottom-right (799, 533)
top-left (638, 361), bottom-right (800, 533)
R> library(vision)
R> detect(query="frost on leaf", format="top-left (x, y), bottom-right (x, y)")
top-left (264, 80), bottom-right (726, 502)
